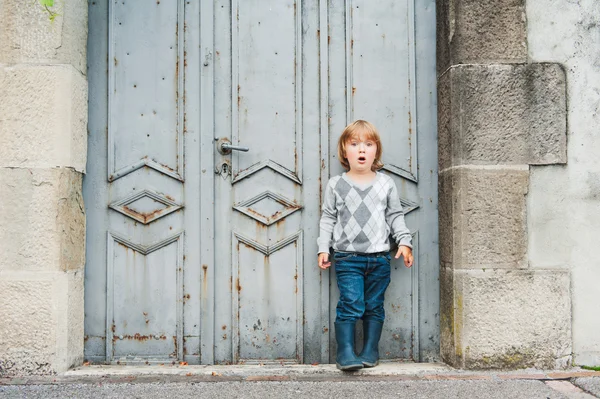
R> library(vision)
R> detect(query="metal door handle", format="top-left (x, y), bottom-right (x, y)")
top-left (216, 138), bottom-right (250, 155)
top-left (221, 143), bottom-right (249, 153)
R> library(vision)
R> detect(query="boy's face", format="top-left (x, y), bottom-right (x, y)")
top-left (345, 133), bottom-right (377, 173)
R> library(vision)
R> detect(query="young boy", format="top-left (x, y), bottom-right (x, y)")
top-left (318, 120), bottom-right (414, 371)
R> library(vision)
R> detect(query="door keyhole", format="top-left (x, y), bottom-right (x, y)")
top-left (216, 160), bottom-right (232, 179)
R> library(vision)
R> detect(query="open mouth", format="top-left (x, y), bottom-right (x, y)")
top-left (358, 156), bottom-right (366, 162)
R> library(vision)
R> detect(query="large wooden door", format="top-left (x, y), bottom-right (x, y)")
top-left (84, 0), bottom-right (203, 364)
top-left (84, 0), bottom-right (438, 365)
top-left (209, 0), bottom-right (312, 364)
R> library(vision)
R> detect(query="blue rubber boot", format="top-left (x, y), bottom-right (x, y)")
top-left (335, 322), bottom-right (364, 371)
top-left (358, 320), bottom-right (384, 367)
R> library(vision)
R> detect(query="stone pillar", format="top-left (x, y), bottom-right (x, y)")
top-left (437, 0), bottom-right (572, 369)
top-left (0, 0), bottom-right (87, 376)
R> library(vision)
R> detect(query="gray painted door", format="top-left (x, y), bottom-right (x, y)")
top-left (85, 0), bottom-right (201, 364)
top-left (84, 0), bottom-right (438, 365)
top-left (326, 0), bottom-right (439, 363)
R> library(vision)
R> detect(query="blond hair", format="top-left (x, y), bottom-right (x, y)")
top-left (337, 120), bottom-right (383, 171)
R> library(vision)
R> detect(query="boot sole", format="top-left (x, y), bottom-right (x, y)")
top-left (336, 362), bottom-right (364, 371)
top-left (361, 361), bottom-right (378, 368)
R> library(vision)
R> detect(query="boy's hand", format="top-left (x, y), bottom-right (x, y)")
top-left (318, 253), bottom-right (331, 269)
top-left (395, 245), bottom-right (414, 268)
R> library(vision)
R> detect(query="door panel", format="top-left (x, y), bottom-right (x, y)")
top-left (108, 231), bottom-right (183, 359)
top-left (352, 1), bottom-right (417, 182)
top-left (85, 0), bottom-right (201, 363)
top-left (327, 0), bottom-right (437, 362)
top-left (214, 0), bottom-right (308, 364)
top-left (233, 0), bottom-right (302, 183)
top-left (233, 231), bottom-right (303, 362)
top-left (350, 0), bottom-right (420, 359)
top-left (109, 1), bottom-right (184, 183)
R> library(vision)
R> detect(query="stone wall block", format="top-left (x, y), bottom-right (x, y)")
top-left (442, 167), bottom-right (529, 269)
top-left (439, 64), bottom-right (567, 170)
top-left (0, 168), bottom-right (85, 272)
top-left (0, 271), bottom-right (84, 376)
top-left (61, 271), bottom-right (85, 371)
top-left (0, 0), bottom-right (87, 73)
top-left (437, 0), bottom-right (527, 71)
top-left (440, 266), bottom-right (458, 366)
top-left (438, 167), bottom-right (460, 266)
top-left (438, 69), bottom-right (452, 172)
top-left (436, 0), bottom-right (451, 74)
top-left (58, 169), bottom-right (86, 271)
top-left (0, 65), bottom-right (88, 172)
top-left (0, 278), bottom-right (56, 376)
top-left (451, 269), bottom-right (572, 369)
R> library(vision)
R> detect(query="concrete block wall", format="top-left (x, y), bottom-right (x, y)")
top-left (437, 0), bottom-right (572, 369)
top-left (0, 0), bottom-right (87, 376)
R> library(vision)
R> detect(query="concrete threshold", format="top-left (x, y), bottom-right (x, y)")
top-left (2, 363), bottom-right (600, 385)
top-left (65, 362), bottom-right (450, 378)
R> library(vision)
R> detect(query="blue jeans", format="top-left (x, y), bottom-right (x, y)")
top-left (334, 251), bottom-right (392, 323)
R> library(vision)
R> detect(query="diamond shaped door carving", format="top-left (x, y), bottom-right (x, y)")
top-left (233, 191), bottom-right (302, 226)
top-left (109, 189), bottom-right (183, 225)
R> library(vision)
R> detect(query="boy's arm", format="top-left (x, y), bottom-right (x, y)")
top-left (317, 182), bottom-right (337, 254)
top-left (385, 178), bottom-right (412, 249)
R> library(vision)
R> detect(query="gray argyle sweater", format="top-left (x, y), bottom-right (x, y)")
top-left (317, 172), bottom-right (412, 254)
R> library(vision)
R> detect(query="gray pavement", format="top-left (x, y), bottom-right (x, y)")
top-left (574, 378), bottom-right (600, 397)
top-left (0, 380), bottom-right (575, 399)
top-left (1, 363), bottom-right (599, 398)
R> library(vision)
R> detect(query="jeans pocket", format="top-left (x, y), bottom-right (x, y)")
top-left (334, 252), bottom-right (355, 262)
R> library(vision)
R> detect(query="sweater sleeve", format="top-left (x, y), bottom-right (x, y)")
top-left (385, 178), bottom-right (413, 249)
top-left (317, 181), bottom-right (337, 254)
